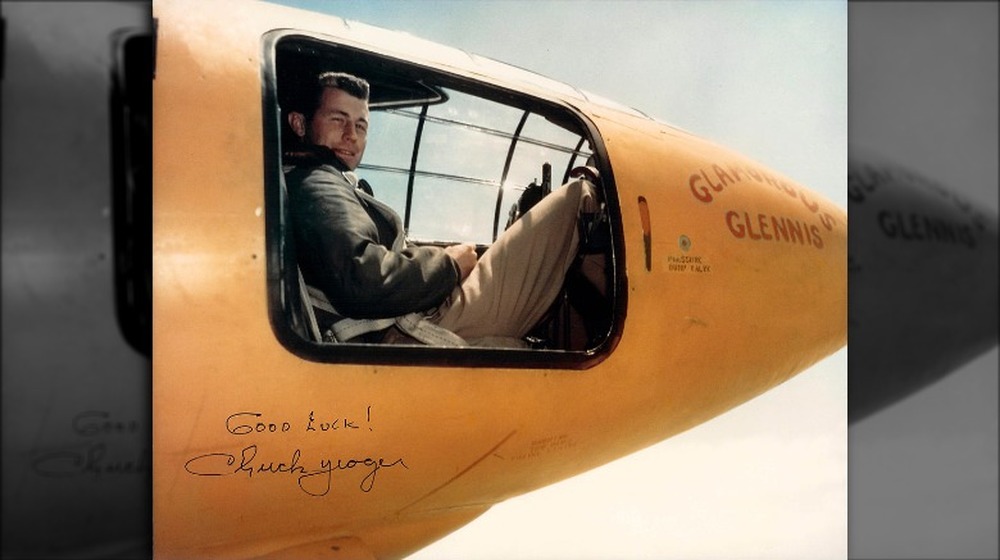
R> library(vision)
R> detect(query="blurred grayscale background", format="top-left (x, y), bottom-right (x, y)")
top-left (2, 2), bottom-right (152, 559)
top-left (849, 2), bottom-right (998, 559)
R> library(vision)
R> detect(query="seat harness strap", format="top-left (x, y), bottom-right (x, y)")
top-left (306, 286), bottom-right (467, 347)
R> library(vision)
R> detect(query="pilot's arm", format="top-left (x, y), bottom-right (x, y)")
top-left (287, 164), bottom-right (460, 318)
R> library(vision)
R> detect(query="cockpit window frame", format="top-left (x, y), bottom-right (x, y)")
top-left (261, 30), bottom-right (626, 369)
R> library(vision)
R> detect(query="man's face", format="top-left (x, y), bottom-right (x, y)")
top-left (302, 87), bottom-right (369, 170)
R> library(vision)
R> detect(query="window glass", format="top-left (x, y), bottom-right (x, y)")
top-left (355, 167), bottom-right (409, 216)
top-left (357, 109), bottom-right (417, 218)
top-left (408, 176), bottom-right (498, 244)
top-left (507, 143), bottom-right (578, 189)
top-left (520, 112), bottom-right (585, 149)
top-left (426, 89), bottom-right (522, 136)
top-left (364, 109), bottom-right (417, 169)
top-left (416, 119), bottom-right (510, 182)
top-left (417, 90), bottom-right (521, 182)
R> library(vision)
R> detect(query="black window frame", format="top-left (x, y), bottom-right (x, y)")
top-left (262, 30), bottom-right (626, 369)
top-left (110, 26), bottom-right (153, 358)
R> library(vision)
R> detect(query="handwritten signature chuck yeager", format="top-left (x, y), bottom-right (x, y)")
top-left (184, 444), bottom-right (407, 497)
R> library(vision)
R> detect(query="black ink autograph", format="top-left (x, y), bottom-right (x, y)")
top-left (183, 445), bottom-right (407, 497)
top-left (30, 410), bottom-right (149, 478)
top-left (32, 443), bottom-right (151, 478)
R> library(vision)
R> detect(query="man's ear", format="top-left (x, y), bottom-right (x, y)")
top-left (288, 112), bottom-right (307, 138)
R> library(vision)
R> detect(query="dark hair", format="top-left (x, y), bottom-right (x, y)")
top-left (295, 71), bottom-right (370, 118)
top-left (319, 72), bottom-right (369, 99)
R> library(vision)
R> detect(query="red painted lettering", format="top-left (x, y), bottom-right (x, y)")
top-left (713, 164), bottom-right (734, 187)
top-left (702, 168), bottom-right (724, 193)
top-left (777, 179), bottom-right (797, 197)
top-left (820, 212), bottom-right (836, 231)
top-left (786, 220), bottom-right (804, 244)
top-left (690, 173), bottom-right (713, 203)
top-left (745, 212), bottom-right (762, 240)
top-left (809, 224), bottom-right (824, 249)
top-left (726, 164), bottom-right (745, 182)
top-left (757, 213), bottom-right (772, 240)
top-left (725, 210), bottom-right (745, 238)
top-left (771, 215), bottom-right (789, 242)
top-left (798, 190), bottom-right (819, 213)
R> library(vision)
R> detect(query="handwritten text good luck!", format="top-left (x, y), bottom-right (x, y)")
top-left (183, 408), bottom-right (408, 497)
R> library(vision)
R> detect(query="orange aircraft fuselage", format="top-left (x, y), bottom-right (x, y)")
top-left (152, 1), bottom-right (846, 557)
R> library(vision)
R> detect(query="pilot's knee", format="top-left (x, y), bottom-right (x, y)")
top-left (567, 178), bottom-right (598, 213)
top-left (563, 176), bottom-right (592, 196)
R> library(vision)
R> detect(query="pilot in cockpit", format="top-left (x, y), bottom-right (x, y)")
top-left (282, 71), bottom-right (599, 347)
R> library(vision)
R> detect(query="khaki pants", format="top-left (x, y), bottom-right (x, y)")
top-left (434, 178), bottom-right (598, 340)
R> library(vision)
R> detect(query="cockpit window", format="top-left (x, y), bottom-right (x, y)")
top-left (263, 32), bottom-right (624, 368)
top-left (362, 90), bottom-right (593, 245)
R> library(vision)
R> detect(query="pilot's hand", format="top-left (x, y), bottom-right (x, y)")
top-left (445, 243), bottom-right (478, 282)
